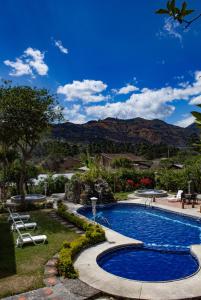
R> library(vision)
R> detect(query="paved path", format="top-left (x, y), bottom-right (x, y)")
top-left (4, 280), bottom-right (104, 300)
top-left (48, 211), bottom-right (85, 235)
top-left (3, 280), bottom-right (115, 300)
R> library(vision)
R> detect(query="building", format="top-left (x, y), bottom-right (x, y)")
top-left (100, 153), bottom-right (151, 169)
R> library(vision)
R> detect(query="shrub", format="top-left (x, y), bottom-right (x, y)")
top-left (57, 203), bottom-right (105, 278)
top-left (111, 157), bottom-right (132, 169)
top-left (140, 177), bottom-right (153, 187)
top-left (157, 169), bottom-right (188, 192)
top-left (58, 247), bottom-right (78, 278)
top-left (102, 168), bottom-right (155, 192)
top-left (33, 175), bottom-right (69, 195)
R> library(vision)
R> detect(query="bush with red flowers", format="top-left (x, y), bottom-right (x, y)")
top-left (126, 177), bottom-right (153, 191)
top-left (126, 179), bottom-right (141, 191)
top-left (140, 177), bottom-right (152, 187)
top-left (126, 179), bottom-right (134, 186)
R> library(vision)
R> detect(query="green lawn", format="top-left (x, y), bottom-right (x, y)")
top-left (0, 210), bottom-right (78, 298)
top-left (114, 191), bottom-right (131, 201)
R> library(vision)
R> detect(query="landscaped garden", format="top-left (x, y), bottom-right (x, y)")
top-left (0, 210), bottom-right (78, 298)
top-left (1, 63), bottom-right (201, 300)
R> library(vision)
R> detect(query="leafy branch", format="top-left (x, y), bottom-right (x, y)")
top-left (156, 0), bottom-right (201, 29)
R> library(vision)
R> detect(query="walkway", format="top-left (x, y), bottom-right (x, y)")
top-left (132, 192), bottom-right (200, 206)
top-left (4, 280), bottom-right (114, 300)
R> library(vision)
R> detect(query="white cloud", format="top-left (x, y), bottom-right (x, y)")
top-left (113, 84), bottom-right (139, 95)
top-left (189, 95), bottom-right (201, 105)
top-left (85, 71), bottom-right (201, 121)
top-left (157, 18), bottom-right (183, 45)
top-left (4, 47), bottom-right (48, 77)
top-left (4, 58), bottom-right (32, 76)
top-left (85, 92), bottom-right (175, 120)
top-left (178, 81), bottom-right (190, 88)
top-left (57, 79), bottom-right (108, 103)
top-left (54, 40), bottom-right (68, 54)
top-left (24, 47), bottom-right (48, 75)
top-left (175, 115), bottom-right (195, 128)
top-left (63, 104), bottom-right (87, 124)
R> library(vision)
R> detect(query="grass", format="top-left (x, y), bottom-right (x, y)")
top-left (0, 210), bottom-right (78, 298)
top-left (114, 191), bottom-right (131, 201)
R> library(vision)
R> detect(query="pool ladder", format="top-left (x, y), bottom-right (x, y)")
top-left (95, 213), bottom-right (110, 226)
top-left (144, 198), bottom-right (153, 208)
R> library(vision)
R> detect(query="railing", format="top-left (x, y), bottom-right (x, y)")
top-left (95, 212), bottom-right (110, 226)
top-left (144, 198), bottom-right (153, 208)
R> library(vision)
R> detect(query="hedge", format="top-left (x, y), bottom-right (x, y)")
top-left (57, 203), bottom-right (106, 278)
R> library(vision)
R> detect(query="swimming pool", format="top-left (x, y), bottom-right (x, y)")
top-left (78, 203), bottom-right (201, 281)
top-left (78, 204), bottom-right (201, 250)
top-left (98, 246), bottom-right (199, 281)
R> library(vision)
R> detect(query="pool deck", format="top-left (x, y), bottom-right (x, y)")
top-left (67, 198), bottom-right (201, 300)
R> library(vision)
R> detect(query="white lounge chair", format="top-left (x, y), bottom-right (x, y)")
top-left (7, 208), bottom-right (30, 222)
top-left (11, 219), bottom-right (37, 231)
top-left (16, 228), bottom-right (47, 247)
top-left (168, 190), bottom-right (183, 202)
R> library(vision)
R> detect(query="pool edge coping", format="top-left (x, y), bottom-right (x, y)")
top-left (65, 200), bottom-right (201, 300)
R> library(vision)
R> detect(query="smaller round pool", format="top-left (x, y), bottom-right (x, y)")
top-left (11, 194), bottom-right (46, 203)
top-left (135, 189), bottom-right (167, 198)
top-left (97, 246), bottom-right (199, 282)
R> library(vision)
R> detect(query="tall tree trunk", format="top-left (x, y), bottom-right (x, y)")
top-left (19, 159), bottom-right (26, 209)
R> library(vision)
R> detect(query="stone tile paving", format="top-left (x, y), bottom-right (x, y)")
top-left (128, 193), bottom-right (201, 211)
top-left (48, 211), bottom-right (85, 235)
top-left (3, 281), bottom-right (104, 300)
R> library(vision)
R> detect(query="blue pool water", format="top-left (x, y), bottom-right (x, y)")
top-left (78, 203), bottom-right (201, 281)
top-left (98, 247), bottom-right (199, 281)
top-left (78, 204), bottom-right (201, 250)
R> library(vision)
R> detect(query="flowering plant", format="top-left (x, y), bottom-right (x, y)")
top-left (126, 179), bottom-right (140, 190)
top-left (126, 179), bottom-right (134, 186)
top-left (140, 177), bottom-right (152, 186)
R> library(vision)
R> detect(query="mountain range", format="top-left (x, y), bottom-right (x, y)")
top-left (53, 117), bottom-right (200, 147)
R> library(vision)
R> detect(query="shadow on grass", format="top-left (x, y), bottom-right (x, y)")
top-left (0, 220), bottom-right (16, 278)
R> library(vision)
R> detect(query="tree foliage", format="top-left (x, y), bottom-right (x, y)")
top-left (156, 1), bottom-right (200, 28)
top-left (191, 105), bottom-right (201, 151)
top-left (111, 157), bottom-right (132, 169)
top-left (0, 83), bottom-right (62, 203)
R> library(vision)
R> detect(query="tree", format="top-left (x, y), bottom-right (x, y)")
top-left (6, 160), bottom-right (39, 194)
top-left (192, 106), bottom-right (201, 128)
top-left (191, 106), bottom-right (201, 151)
top-left (111, 157), bottom-right (132, 169)
top-left (0, 146), bottom-right (18, 202)
top-left (0, 83), bottom-right (62, 206)
top-left (156, 1), bottom-right (201, 29)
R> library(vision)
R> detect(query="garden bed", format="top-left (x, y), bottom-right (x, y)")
top-left (57, 203), bottom-right (106, 278)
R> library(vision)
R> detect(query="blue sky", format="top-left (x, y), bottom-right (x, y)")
top-left (1, 0), bottom-right (201, 127)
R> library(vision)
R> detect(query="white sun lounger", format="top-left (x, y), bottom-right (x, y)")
top-left (11, 220), bottom-right (37, 231)
top-left (7, 208), bottom-right (30, 222)
top-left (168, 190), bottom-right (183, 202)
top-left (16, 228), bottom-right (47, 247)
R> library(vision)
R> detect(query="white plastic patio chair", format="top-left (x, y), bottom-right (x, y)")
top-left (16, 228), bottom-right (47, 247)
top-left (11, 219), bottom-right (37, 231)
top-left (168, 190), bottom-right (183, 202)
top-left (7, 207), bottom-right (30, 222)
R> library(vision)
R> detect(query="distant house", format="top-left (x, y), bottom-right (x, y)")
top-left (169, 163), bottom-right (184, 170)
top-left (42, 156), bottom-right (81, 172)
top-left (100, 153), bottom-right (151, 169)
top-left (77, 166), bottom-right (90, 172)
